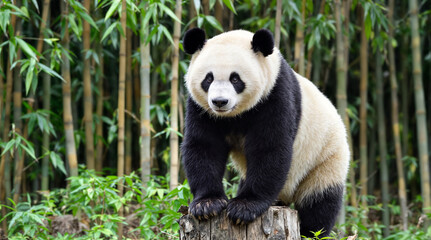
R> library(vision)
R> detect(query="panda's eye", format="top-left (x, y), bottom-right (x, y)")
top-left (205, 72), bottom-right (214, 83)
top-left (230, 72), bottom-right (240, 84)
top-left (231, 76), bottom-right (239, 83)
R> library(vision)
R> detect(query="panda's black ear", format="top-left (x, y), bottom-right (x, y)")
top-left (251, 29), bottom-right (274, 57)
top-left (183, 28), bottom-right (206, 55)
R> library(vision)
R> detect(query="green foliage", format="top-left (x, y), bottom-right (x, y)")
top-left (336, 198), bottom-right (431, 240)
top-left (0, 168), bottom-right (191, 239)
top-left (0, 196), bottom-right (56, 239)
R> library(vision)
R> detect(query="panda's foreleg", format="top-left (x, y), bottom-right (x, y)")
top-left (182, 135), bottom-right (230, 220)
top-left (226, 132), bottom-right (293, 224)
top-left (182, 106), bottom-right (231, 220)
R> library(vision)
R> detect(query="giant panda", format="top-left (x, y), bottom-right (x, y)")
top-left (181, 28), bottom-right (350, 238)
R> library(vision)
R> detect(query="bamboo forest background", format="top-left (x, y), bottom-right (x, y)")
top-left (0, 0), bottom-right (431, 239)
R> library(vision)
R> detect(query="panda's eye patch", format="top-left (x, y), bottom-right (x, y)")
top-left (229, 72), bottom-right (245, 94)
top-left (201, 72), bottom-right (213, 92)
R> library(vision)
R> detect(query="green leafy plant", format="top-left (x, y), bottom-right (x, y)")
top-left (0, 196), bottom-right (56, 239)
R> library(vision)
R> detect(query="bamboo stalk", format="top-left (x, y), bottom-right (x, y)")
top-left (388, 0), bottom-right (408, 231)
top-left (169, 0), bottom-right (182, 190)
top-left (334, 0), bottom-right (346, 227)
top-left (375, 45), bottom-right (390, 237)
top-left (117, 0), bottom-right (127, 236)
top-left (95, 9), bottom-right (104, 173)
top-left (401, 36), bottom-right (409, 157)
top-left (215, 1), bottom-right (223, 33)
top-left (12, 0), bottom-right (23, 203)
top-left (0, 49), bottom-right (7, 233)
top-left (274, 0), bottom-right (282, 48)
top-left (305, 0), bottom-right (326, 79)
top-left (294, 0), bottom-right (305, 75)
top-left (95, 47), bottom-right (104, 173)
top-left (140, 16), bottom-right (151, 185)
top-left (1, 59), bottom-right (13, 206)
top-left (83, 0), bottom-right (95, 170)
top-left (409, 0), bottom-right (431, 222)
top-left (61, 0), bottom-right (78, 178)
top-left (38, 0), bottom-right (51, 191)
top-left (341, 0), bottom-right (357, 212)
top-left (358, 5), bottom-right (368, 214)
top-left (125, 28), bottom-right (133, 175)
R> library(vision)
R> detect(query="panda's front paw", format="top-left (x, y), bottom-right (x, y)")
top-left (227, 198), bottom-right (269, 225)
top-left (189, 197), bottom-right (228, 220)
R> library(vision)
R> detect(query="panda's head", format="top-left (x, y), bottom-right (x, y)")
top-left (183, 28), bottom-right (281, 117)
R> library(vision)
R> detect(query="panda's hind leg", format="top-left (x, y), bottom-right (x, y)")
top-left (293, 151), bottom-right (348, 238)
top-left (295, 184), bottom-right (343, 238)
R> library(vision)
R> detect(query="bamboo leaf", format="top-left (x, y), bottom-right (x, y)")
top-left (209, 0), bottom-right (216, 9)
top-left (193, 0), bottom-right (201, 14)
top-left (105, 0), bottom-right (121, 21)
top-left (158, 3), bottom-right (182, 23)
top-left (222, 0), bottom-right (236, 14)
top-left (8, 212), bottom-right (23, 229)
top-left (204, 16), bottom-right (223, 32)
top-left (160, 25), bottom-right (174, 46)
top-left (6, 4), bottom-right (29, 19)
top-left (80, 11), bottom-right (99, 31)
top-left (101, 22), bottom-right (118, 42)
top-left (16, 38), bottom-right (37, 60)
top-left (38, 63), bottom-right (65, 82)
top-left (25, 58), bottom-right (36, 95)
top-left (1, 140), bottom-right (16, 156)
top-left (21, 142), bottom-right (36, 160)
top-left (31, 0), bottom-right (39, 13)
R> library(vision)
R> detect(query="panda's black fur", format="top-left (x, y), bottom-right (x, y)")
top-left (182, 28), bottom-right (345, 238)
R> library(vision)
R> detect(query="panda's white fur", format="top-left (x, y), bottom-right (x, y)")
top-left (185, 30), bottom-right (281, 117)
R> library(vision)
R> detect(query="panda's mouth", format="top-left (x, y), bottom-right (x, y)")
top-left (214, 109), bottom-right (228, 113)
top-left (212, 105), bottom-right (236, 114)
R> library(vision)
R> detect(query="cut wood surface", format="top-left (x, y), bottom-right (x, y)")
top-left (179, 206), bottom-right (300, 240)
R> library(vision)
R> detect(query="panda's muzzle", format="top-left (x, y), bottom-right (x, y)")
top-left (212, 98), bottom-right (229, 108)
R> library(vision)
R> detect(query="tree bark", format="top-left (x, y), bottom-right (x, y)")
top-left (179, 206), bottom-right (300, 240)
top-left (169, 0), bottom-right (182, 190)
top-left (83, 0), bottom-right (95, 171)
top-left (388, 0), bottom-right (408, 231)
top-left (61, 1), bottom-right (78, 178)
top-left (409, 0), bottom-right (431, 222)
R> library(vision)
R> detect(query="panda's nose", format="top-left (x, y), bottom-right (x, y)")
top-left (212, 98), bottom-right (229, 108)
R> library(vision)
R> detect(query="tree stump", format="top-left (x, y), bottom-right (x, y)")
top-left (179, 206), bottom-right (300, 240)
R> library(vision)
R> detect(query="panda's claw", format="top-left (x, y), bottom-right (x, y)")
top-left (189, 196), bottom-right (228, 220)
top-left (227, 198), bottom-right (269, 225)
